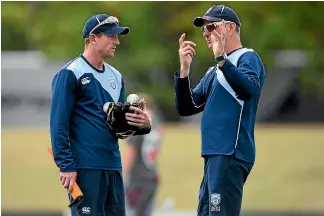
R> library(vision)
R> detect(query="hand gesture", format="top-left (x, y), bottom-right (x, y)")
top-left (178, 33), bottom-right (196, 77)
top-left (60, 171), bottom-right (77, 193)
top-left (210, 21), bottom-right (226, 57)
top-left (126, 99), bottom-right (152, 129)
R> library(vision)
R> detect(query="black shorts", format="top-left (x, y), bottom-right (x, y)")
top-left (69, 169), bottom-right (125, 216)
top-left (197, 154), bottom-right (253, 216)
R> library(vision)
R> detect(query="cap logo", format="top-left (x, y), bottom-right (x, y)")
top-left (106, 16), bottom-right (119, 24)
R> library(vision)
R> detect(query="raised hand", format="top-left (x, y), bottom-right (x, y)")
top-left (210, 20), bottom-right (226, 57)
top-left (178, 33), bottom-right (196, 77)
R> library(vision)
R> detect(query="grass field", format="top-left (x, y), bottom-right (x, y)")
top-left (2, 124), bottom-right (324, 212)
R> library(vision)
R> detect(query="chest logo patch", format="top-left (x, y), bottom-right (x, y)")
top-left (110, 79), bottom-right (116, 89)
top-left (81, 77), bottom-right (90, 85)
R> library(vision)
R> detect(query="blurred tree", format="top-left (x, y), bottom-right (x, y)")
top-left (2, 1), bottom-right (324, 114)
top-left (1, 2), bottom-right (31, 50)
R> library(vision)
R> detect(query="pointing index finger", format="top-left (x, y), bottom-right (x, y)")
top-left (179, 33), bottom-right (186, 46)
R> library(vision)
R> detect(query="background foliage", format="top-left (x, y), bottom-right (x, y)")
top-left (2, 1), bottom-right (324, 114)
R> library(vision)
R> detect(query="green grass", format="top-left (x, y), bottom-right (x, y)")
top-left (2, 124), bottom-right (324, 212)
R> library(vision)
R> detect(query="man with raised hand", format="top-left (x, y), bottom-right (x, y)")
top-left (174, 5), bottom-right (266, 216)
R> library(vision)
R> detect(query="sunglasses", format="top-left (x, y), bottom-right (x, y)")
top-left (201, 22), bottom-right (220, 32)
top-left (201, 21), bottom-right (233, 32)
top-left (89, 16), bottom-right (119, 35)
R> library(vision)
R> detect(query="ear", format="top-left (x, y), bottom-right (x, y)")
top-left (230, 23), bottom-right (236, 36)
top-left (89, 34), bottom-right (97, 44)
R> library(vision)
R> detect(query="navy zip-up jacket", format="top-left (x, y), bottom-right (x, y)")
top-left (174, 48), bottom-right (265, 164)
top-left (50, 55), bottom-right (150, 172)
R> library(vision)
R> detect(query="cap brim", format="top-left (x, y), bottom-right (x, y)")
top-left (102, 25), bottom-right (130, 35)
top-left (193, 16), bottom-right (222, 27)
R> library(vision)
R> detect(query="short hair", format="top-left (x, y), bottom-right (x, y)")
top-left (236, 25), bottom-right (240, 37)
top-left (84, 33), bottom-right (104, 47)
top-left (84, 38), bottom-right (90, 47)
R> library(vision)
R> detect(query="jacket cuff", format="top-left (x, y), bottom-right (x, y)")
top-left (59, 165), bottom-right (77, 172)
top-left (174, 70), bottom-right (189, 79)
top-left (135, 125), bottom-right (151, 135)
top-left (219, 59), bottom-right (232, 71)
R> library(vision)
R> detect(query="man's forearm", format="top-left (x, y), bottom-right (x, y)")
top-left (51, 135), bottom-right (76, 172)
top-left (53, 151), bottom-right (76, 172)
top-left (180, 65), bottom-right (190, 78)
top-left (174, 71), bottom-right (205, 116)
top-left (220, 59), bottom-right (259, 99)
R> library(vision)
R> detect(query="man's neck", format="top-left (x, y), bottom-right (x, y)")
top-left (225, 39), bottom-right (243, 55)
top-left (82, 49), bottom-right (104, 71)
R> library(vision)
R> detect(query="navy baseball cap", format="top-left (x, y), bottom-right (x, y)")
top-left (193, 5), bottom-right (241, 27)
top-left (82, 14), bottom-right (130, 38)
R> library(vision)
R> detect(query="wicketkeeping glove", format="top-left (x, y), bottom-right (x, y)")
top-left (104, 101), bottom-right (145, 139)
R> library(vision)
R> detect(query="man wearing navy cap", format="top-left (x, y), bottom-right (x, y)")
top-left (50, 14), bottom-right (151, 216)
top-left (174, 5), bottom-right (265, 216)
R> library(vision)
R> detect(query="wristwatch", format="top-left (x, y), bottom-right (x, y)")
top-left (214, 52), bottom-right (227, 63)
